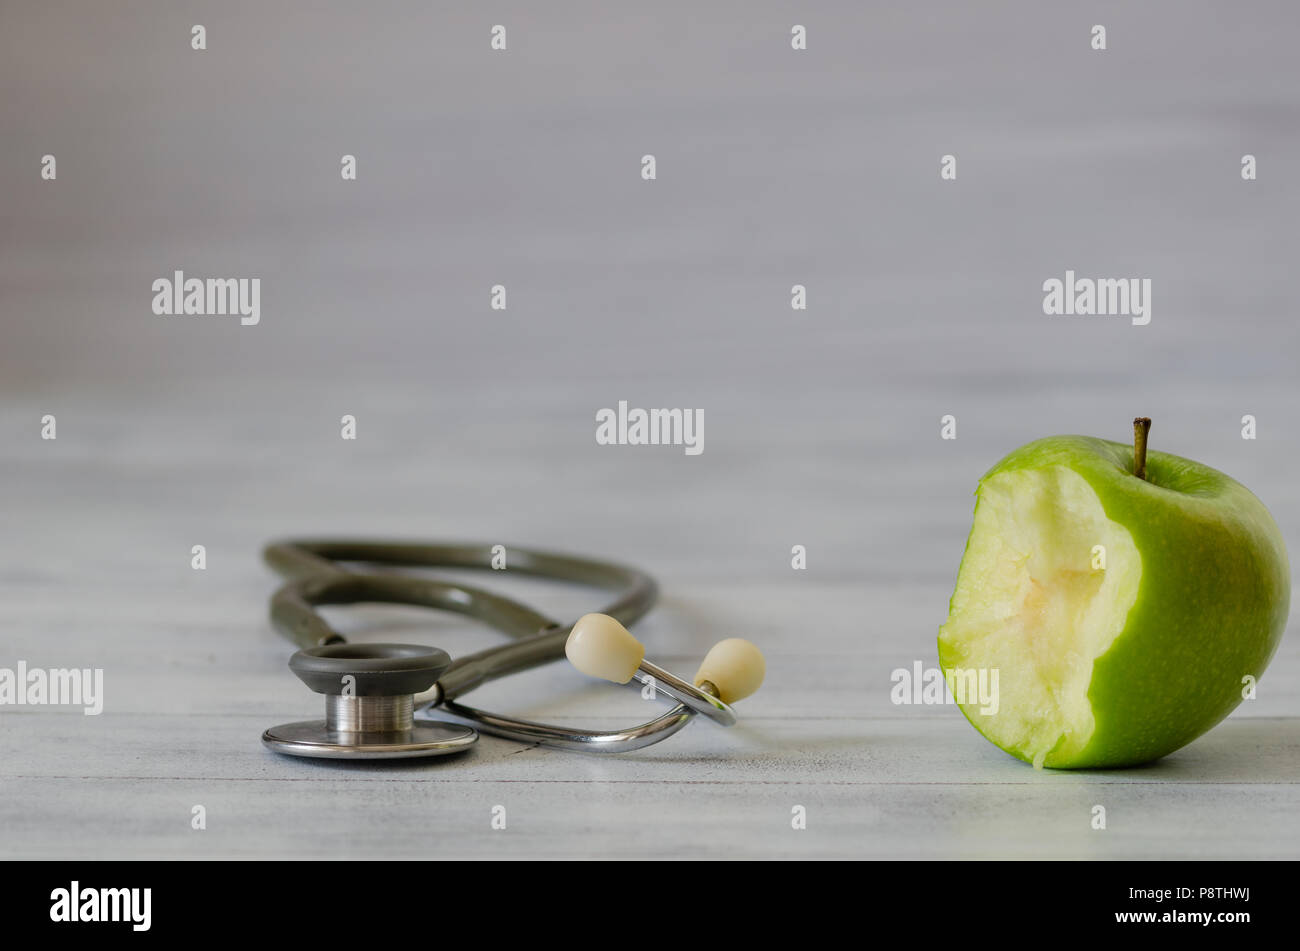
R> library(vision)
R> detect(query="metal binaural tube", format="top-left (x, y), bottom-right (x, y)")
top-left (632, 661), bottom-right (736, 726)
top-left (433, 698), bottom-right (699, 753)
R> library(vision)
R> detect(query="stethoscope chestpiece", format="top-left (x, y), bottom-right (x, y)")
top-left (262, 643), bottom-right (478, 760)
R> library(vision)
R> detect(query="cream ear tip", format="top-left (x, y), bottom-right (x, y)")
top-left (694, 638), bottom-right (765, 704)
top-left (565, 613), bottom-right (645, 684)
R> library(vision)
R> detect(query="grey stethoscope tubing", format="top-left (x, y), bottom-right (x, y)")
top-left (261, 540), bottom-right (752, 759)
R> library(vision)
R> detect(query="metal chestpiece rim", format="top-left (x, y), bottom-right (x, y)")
top-left (262, 643), bottom-right (477, 760)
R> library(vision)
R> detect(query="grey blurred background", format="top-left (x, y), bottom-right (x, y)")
top-left (4, 2), bottom-right (1298, 579)
top-left (2, 2), bottom-right (1299, 857)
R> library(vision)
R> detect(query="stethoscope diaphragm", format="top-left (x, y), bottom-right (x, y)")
top-left (261, 642), bottom-right (478, 759)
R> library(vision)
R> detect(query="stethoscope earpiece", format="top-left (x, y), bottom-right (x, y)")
top-left (564, 614), bottom-right (765, 723)
top-left (261, 642), bottom-right (478, 759)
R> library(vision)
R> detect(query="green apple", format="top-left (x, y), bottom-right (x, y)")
top-left (937, 420), bottom-right (1290, 769)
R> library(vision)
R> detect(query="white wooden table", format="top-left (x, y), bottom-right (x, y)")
top-left (2, 2), bottom-right (1298, 859)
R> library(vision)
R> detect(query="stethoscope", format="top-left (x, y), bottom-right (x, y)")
top-left (261, 540), bottom-right (765, 760)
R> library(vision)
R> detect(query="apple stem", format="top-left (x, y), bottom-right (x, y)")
top-left (1133, 417), bottom-right (1152, 480)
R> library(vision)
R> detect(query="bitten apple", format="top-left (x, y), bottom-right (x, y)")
top-left (938, 419), bottom-right (1290, 769)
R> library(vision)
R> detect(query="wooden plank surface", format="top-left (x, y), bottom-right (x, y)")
top-left (2, 2), bottom-right (1298, 859)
